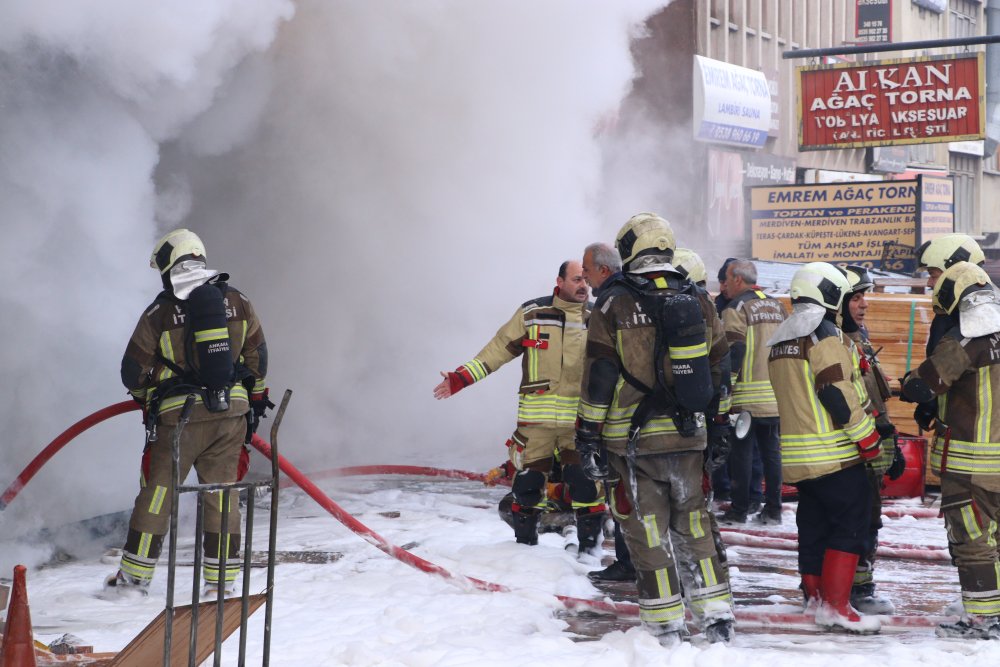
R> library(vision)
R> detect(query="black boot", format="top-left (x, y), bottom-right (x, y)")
top-left (587, 560), bottom-right (636, 582)
top-left (576, 511), bottom-right (605, 557)
top-left (512, 508), bottom-right (540, 545)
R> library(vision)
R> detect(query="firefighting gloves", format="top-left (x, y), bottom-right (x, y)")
top-left (444, 366), bottom-right (476, 395)
top-left (250, 388), bottom-right (275, 419)
top-left (705, 415), bottom-right (733, 473)
top-left (874, 418), bottom-right (905, 480)
top-left (247, 388), bottom-right (275, 439)
top-left (886, 438), bottom-right (906, 481)
top-left (856, 429), bottom-right (881, 461)
top-left (913, 400), bottom-right (937, 432)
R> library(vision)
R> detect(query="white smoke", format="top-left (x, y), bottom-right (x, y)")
top-left (160, 0), bottom-right (671, 474)
top-left (0, 0), bottom-right (294, 566)
top-left (0, 0), bottom-right (671, 567)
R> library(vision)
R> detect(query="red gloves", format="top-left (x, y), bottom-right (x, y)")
top-left (856, 429), bottom-right (881, 461)
top-left (446, 367), bottom-right (475, 395)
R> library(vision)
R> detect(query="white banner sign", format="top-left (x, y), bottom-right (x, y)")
top-left (693, 55), bottom-right (771, 148)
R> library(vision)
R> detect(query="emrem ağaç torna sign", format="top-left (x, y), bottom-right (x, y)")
top-left (750, 177), bottom-right (953, 268)
top-left (797, 54), bottom-right (984, 150)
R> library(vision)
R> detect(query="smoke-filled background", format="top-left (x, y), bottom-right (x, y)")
top-left (0, 0), bottom-right (688, 568)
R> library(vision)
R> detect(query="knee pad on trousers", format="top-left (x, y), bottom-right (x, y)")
top-left (561, 463), bottom-right (600, 504)
top-left (512, 469), bottom-right (546, 508)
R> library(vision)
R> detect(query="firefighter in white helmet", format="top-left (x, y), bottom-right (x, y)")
top-left (575, 213), bottom-right (735, 645)
top-left (766, 262), bottom-right (881, 634)
top-left (107, 229), bottom-right (270, 597)
top-left (901, 262), bottom-right (1000, 639)
top-left (912, 235), bottom-right (987, 443)
top-left (840, 265), bottom-right (905, 616)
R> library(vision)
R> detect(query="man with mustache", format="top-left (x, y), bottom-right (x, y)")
top-left (434, 260), bottom-right (605, 555)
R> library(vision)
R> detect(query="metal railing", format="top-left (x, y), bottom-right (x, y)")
top-left (161, 390), bottom-right (290, 667)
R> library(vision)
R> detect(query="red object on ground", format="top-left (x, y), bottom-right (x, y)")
top-left (0, 401), bottom-right (953, 627)
top-left (881, 435), bottom-right (927, 499)
top-left (1, 565), bottom-right (37, 667)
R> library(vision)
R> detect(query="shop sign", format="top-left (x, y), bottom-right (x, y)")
top-left (750, 181), bottom-right (919, 266)
top-left (867, 146), bottom-right (908, 174)
top-left (693, 55), bottom-right (771, 148)
top-left (856, 0), bottom-right (891, 44)
top-left (918, 174), bottom-right (954, 241)
top-left (797, 54), bottom-right (984, 150)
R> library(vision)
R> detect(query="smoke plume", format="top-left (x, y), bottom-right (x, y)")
top-left (0, 0), bottom-right (671, 568)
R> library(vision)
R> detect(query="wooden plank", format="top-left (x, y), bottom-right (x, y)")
top-left (107, 594), bottom-right (266, 667)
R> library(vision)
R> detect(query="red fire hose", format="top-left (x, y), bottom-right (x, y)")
top-left (0, 400), bottom-right (139, 511)
top-left (720, 527), bottom-right (949, 559)
top-left (0, 402), bottom-right (952, 628)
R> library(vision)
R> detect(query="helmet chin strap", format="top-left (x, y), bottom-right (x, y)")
top-left (168, 260), bottom-right (222, 300)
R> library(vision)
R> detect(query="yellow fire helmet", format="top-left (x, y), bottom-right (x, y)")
top-left (932, 261), bottom-right (991, 315)
top-left (790, 262), bottom-right (851, 312)
top-left (615, 212), bottom-right (676, 274)
top-left (843, 264), bottom-right (874, 294)
top-left (150, 228), bottom-right (206, 274)
top-left (915, 233), bottom-right (984, 271)
top-left (672, 248), bottom-right (707, 284)
top-left (933, 261), bottom-right (1000, 338)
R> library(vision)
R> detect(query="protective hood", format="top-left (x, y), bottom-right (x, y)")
top-left (766, 302), bottom-right (827, 346)
top-left (628, 254), bottom-right (677, 275)
top-left (958, 289), bottom-right (1000, 338)
top-left (169, 260), bottom-right (229, 300)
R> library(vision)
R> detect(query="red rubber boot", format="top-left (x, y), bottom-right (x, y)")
top-left (815, 550), bottom-right (881, 634)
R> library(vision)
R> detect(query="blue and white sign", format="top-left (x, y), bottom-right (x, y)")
top-left (693, 55), bottom-right (772, 148)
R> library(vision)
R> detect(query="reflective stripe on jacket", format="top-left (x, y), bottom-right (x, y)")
top-left (121, 285), bottom-right (267, 422)
top-left (908, 329), bottom-right (1000, 480)
top-left (458, 293), bottom-right (589, 428)
top-left (767, 322), bottom-right (874, 484)
top-left (722, 289), bottom-right (786, 417)
top-left (577, 275), bottom-right (728, 455)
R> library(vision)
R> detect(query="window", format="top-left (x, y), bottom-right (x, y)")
top-left (949, 0), bottom-right (980, 38)
top-left (949, 152), bottom-right (978, 233)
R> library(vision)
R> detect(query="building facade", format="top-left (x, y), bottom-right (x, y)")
top-left (620, 0), bottom-right (999, 275)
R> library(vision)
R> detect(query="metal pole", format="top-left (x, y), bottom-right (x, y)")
top-left (164, 394), bottom-right (197, 667)
top-left (263, 389), bottom-right (291, 667)
top-left (783, 34), bottom-right (1000, 60)
top-left (238, 490), bottom-right (255, 666)
top-left (189, 492), bottom-right (205, 667)
top-left (214, 488), bottom-right (230, 667)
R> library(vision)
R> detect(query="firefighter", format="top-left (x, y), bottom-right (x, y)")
top-left (915, 233), bottom-right (986, 352)
top-left (901, 262), bottom-right (1000, 640)
top-left (668, 248), bottom-right (732, 570)
top-left (719, 259), bottom-right (787, 526)
top-left (766, 262), bottom-right (881, 634)
top-left (912, 234), bottom-right (987, 433)
top-left (433, 261), bottom-right (605, 555)
top-left (581, 243), bottom-right (636, 583)
top-left (107, 229), bottom-right (270, 596)
top-left (575, 214), bottom-right (735, 645)
top-left (840, 265), bottom-right (906, 615)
